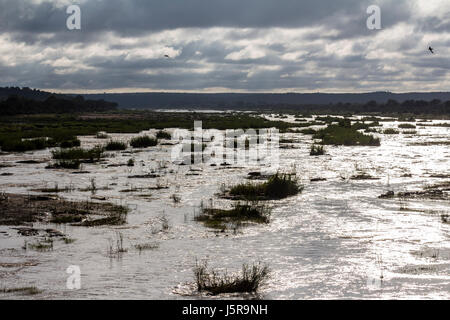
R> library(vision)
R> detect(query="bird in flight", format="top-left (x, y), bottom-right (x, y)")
top-left (164, 54), bottom-right (170, 58)
top-left (429, 46), bottom-right (434, 54)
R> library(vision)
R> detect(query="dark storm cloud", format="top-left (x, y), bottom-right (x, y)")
top-left (0, 0), bottom-right (449, 92)
top-left (1, 0), bottom-right (412, 42)
top-left (1, 0), bottom-right (369, 32)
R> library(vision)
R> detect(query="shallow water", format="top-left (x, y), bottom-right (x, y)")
top-left (0, 116), bottom-right (449, 299)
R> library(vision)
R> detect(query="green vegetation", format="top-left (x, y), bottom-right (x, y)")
top-left (196, 202), bottom-right (270, 230)
top-left (49, 160), bottom-right (81, 170)
top-left (0, 193), bottom-right (129, 226)
top-left (0, 112), bottom-right (367, 153)
top-left (194, 261), bottom-right (270, 295)
top-left (63, 237), bottom-right (76, 244)
top-left (27, 239), bottom-right (54, 252)
top-left (135, 243), bottom-right (159, 252)
top-left (156, 130), bottom-right (172, 140)
top-left (313, 121), bottom-right (380, 146)
top-left (52, 146), bottom-right (104, 162)
top-left (1, 138), bottom-right (51, 152)
top-left (130, 136), bottom-right (157, 148)
top-left (0, 94), bottom-right (117, 115)
top-left (417, 122), bottom-right (450, 127)
top-left (310, 144), bottom-right (325, 156)
top-left (105, 140), bottom-right (127, 151)
top-left (383, 128), bottom-right (400, 134)
top-left (51, 214), bottom-right (83, 224)
top-left (398, 123), bottom-right (416, 129)
top-left (78, 211), bottom-right (127, 226)
top-left (0, 287), bottom-right (41, 295)
top-left (107, 232), bottom-right (128, 258)
top-left (315, 116), bottom-right (346, 124)
top-left (227, 174), bottom-right (301, 200)
top-left (299, 128), bottom-right (317, 134)
top-left (60, 138), bottom-right (81, 148)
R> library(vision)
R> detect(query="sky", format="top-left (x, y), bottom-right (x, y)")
top-left (0, 0), bottom-right (449, 93)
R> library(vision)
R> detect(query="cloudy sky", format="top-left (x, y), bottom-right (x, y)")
top-left (0, 0), bottom-right (449, 93)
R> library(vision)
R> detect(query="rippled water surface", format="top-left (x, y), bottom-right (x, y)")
top-left (0, 116), bottom-right (449, 299)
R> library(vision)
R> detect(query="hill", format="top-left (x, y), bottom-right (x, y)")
top-left (80, 92), bottom-right (450, 110)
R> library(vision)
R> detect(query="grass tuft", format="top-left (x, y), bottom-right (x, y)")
top-left (313, 123), bottom-right (380, 146)
top-left (194, 261), bottom-right (270, 295)
top-left (310, 144), bottom-right (325, 156)
top-left (195, 202), bottom-right (270, 230)
top-left (226, 173), bottom-right (301, 200)
top-left (105, 140), bottom-right (127, 151)
top-left (130, 136), bottom-right (157, 148)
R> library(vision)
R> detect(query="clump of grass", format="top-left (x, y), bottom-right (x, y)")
top-left (127, 158), bottom-right (135, 167)
top-left (105, 140), bottom-right (127, 151)
top-left (314, 124), bottom-right (380, 146)
top-left (383, 128), bottom-right (400, 134)
top-left (310, 144), bottom-right (325, 156)
top-left (63, 237), bottom-right (76, 244)
top-left (51, 214), bottom-right (84, 224)
top-left (194, 261), bottom-right (270, 295)
top-left (398, 123), bottom-right (416, 129)
top-left (107, 232), bottom-right (127, 258)
top-left (52, 146), bottom-right (104, 162)
top-left (48, 160), bottom-right (81, 169)
top-left (171, 193), bottom-right (181, 203)
top-left (196, 202), bottom-right (270, 230)
top-left (60, 138), bottom-right (81, 149)
top-left (130, 135), bottom-right (157, 148)
top-left (135, 243), bottom-right (159, 252)
top-left (27, 239), bottom-right (54, 252)
top-left (227, 173), bottom-right (301, 200)
top-left (364, 127), bottom-right (378, 133)
top-left (160, 214), bottom-right (170, 231)
top-left (78, 211), bottom-right (127, 227)
top-left (156, 130), bottom-right (172, 140)
top-left (1, 138), bottom-right (52, 152)
top-left (299, 128), bottom-right (317, 135)
top-left (0, 287), bottom-right (41, 295)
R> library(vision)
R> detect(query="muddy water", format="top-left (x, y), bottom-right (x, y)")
top-left (0, 116), bottom-right (449, 299)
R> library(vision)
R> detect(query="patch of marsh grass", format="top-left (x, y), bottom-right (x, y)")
top-left (314, 123), bottom-right (380, 146)
top-left (195, 202), bottom-right (270, 230)
top-left (226, 173), bottom-right (301, 200)
top-left (156, 130), bottom-right (172, 140)
top-left (194, 261), bottom-right (270, 295)
top-left (0, 287), bottom-right (41, 295)
top-left (105, 140), bottom-right (127, 151)
top-left (383, 128), bottom-right (400, 134)
top-left (310, 144), bottom-right (325, 156)
top-left (130, 135), bottom-right (157, 148)
top-left (52, 146), bottom-right (104, 162)
top-left (398, 123), bottom-right (416, 129)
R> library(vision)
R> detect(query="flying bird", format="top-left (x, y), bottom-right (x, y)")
top-left (164, 54), bottom-right (170, 58)
top-left (428, 46), bottom-right (434, 54)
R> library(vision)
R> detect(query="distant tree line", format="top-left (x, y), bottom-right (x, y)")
top-left (257, 99), bottom-right (450, 115)
top-left (0, 95), bottom-right (118, 115)
top-left (0, 87), bottom-right (52, 101)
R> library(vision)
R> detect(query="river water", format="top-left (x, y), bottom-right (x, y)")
top-left (0, 115), bottom-right (449, 299)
